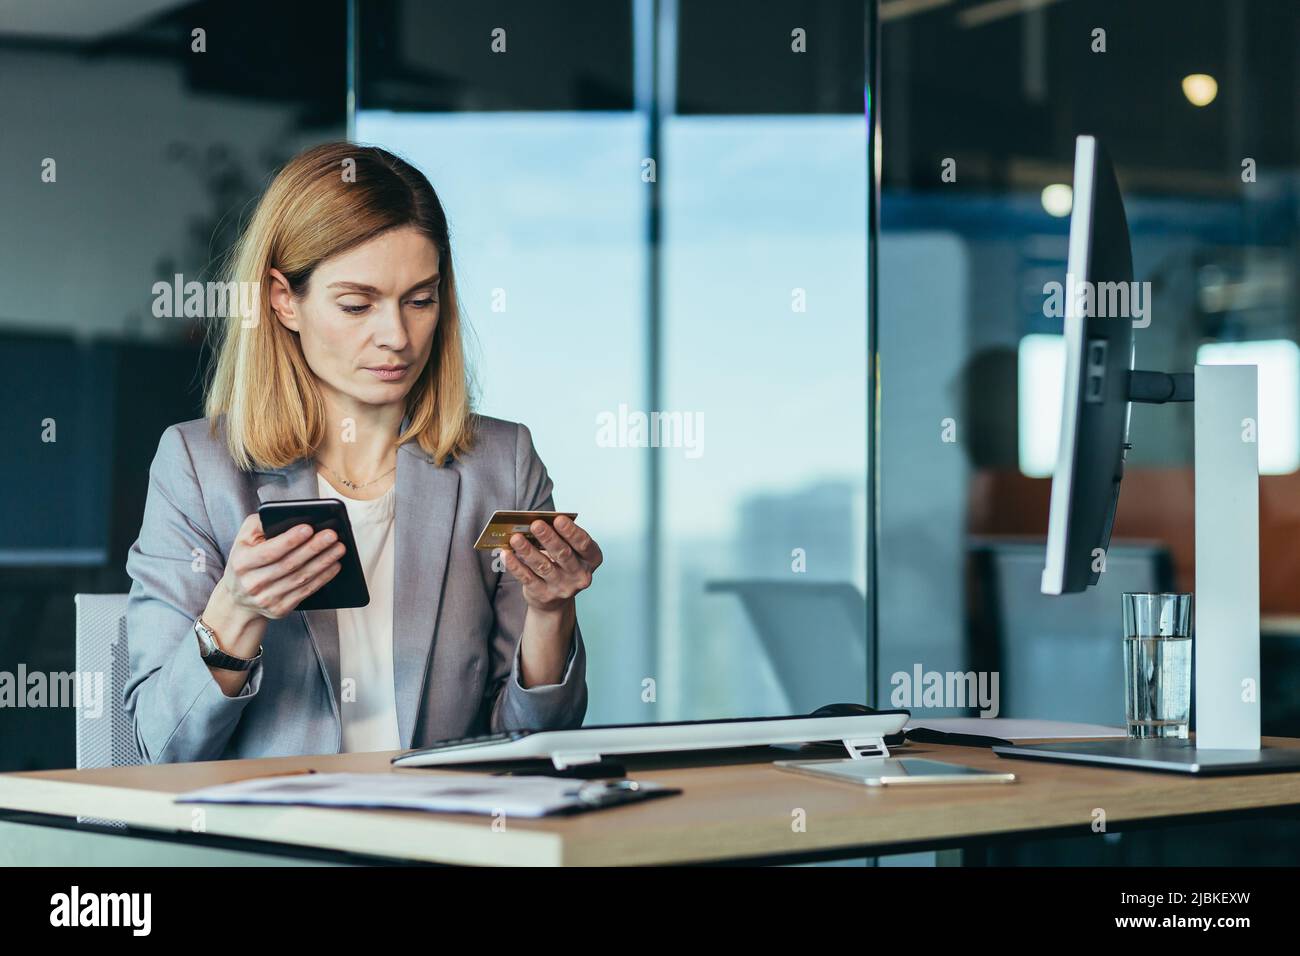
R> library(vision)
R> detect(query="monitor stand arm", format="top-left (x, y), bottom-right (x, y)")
top-left (1129, 370), bottom-right (1195, 403)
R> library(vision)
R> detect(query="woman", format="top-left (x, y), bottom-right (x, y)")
top-left (124, 143), bottom-right (599, 763)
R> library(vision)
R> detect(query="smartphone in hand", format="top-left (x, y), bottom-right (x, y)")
top-left (258, 499), bottom-right (371, 610)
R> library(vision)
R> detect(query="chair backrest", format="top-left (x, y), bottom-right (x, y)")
top-left (74, 593), bottom-right (141, 769)
top-left (705, 580), bottom-right (869, 714)
top-left (968, 539), bottom-right (1174, 725)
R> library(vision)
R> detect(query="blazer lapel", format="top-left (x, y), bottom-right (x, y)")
top-left (393, 441), bottom-right (460, 748)
top-left (253, 459), bottom-right (342, 738)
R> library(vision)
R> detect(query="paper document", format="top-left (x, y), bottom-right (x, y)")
top-left (904, 718), bottom-right (1126, 740)
top-left (175, 771), bottom-right (677, 818)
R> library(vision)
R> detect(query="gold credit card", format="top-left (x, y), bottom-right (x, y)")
top-left (473, 510), bottom-right (578, 551)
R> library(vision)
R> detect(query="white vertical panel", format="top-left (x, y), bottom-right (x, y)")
top-left (1193, 364), bottom-right (1261, 750)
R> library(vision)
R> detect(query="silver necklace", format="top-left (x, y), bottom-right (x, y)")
top-left (319, 460), bottom-right (396, 492)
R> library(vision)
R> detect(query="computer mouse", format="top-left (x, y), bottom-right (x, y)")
top-left (810, 702), bottom-right (879, 718)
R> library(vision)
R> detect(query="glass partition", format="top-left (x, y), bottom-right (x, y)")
top-left (354, 0), bottom-right (874, 722)
top-left (0, 0), bottom-right (347, 771)
top-left (878, 0), bottom-right (1300, 733)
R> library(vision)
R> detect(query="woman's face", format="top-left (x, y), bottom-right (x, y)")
top-left (270, 225), bottom-right (442, 413)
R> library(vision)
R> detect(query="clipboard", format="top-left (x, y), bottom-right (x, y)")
top-left (175, 771), bottom-right (681, 819)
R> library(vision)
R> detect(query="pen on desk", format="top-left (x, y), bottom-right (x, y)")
top-left (228, 768), bottom-right (318, 783)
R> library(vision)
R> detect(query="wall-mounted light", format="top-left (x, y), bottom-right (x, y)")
top-left (1197, 340), bottom-right (1300, 475)
top-left (1040, 183), bottom-right (1072, 218)
top-left (1018, 334), bottom-right (1066, 478)
top-left (1182, 73), bottom-right (1218, 107)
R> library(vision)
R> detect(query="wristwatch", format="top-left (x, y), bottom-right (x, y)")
top-left (193, 616), bottom-right (263, 671)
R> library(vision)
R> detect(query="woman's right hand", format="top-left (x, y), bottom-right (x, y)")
top-left (197, 514), bottom-right (343, 695)
top-left (219, 513), bottom-right (346, 621)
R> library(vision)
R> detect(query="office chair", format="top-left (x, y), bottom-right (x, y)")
top-left (1261, 628), bottom-right (1300, 738)
top-left (74, 593), bottom-right (141, 770)
top-left (704, 580), bottom-right (869, 714)
top-left (967, 538), bottom-right (1174, 726)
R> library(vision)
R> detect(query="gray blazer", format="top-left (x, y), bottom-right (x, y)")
top-left (123, 413), bottom-right (587, 763)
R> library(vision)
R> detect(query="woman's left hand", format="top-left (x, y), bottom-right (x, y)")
top-left (503, 515), bottom-right (603, 614)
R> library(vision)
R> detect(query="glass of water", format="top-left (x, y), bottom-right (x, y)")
top-left (1122, 592), bottom-right (1193, 739)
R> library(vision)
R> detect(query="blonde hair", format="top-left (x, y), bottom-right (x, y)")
top-left (204, 142), bottom-right (476, 471)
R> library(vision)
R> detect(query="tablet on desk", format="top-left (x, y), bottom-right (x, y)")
top-left (774, 757), bottom-right (1017, 787)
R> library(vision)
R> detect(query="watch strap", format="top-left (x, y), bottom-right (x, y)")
top-left (203, 645), bottom-right (262, 672)
top-left (194, 617), bottom-right (262, 672)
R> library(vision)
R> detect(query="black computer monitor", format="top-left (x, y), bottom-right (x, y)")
top-left (1041, 136), bottom-right (1137, 595)
top-left (1040, 136), bottom-right (1194, 596)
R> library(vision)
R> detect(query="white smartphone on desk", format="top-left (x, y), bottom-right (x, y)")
top-left (775, 757), bottom-right (1017, 787)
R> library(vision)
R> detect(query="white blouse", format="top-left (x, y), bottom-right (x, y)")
top-left (317, 472), bottom-right (400, 753)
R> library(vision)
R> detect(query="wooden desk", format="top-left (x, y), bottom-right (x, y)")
top-left (4, 739), bottom-right (1300, 866)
